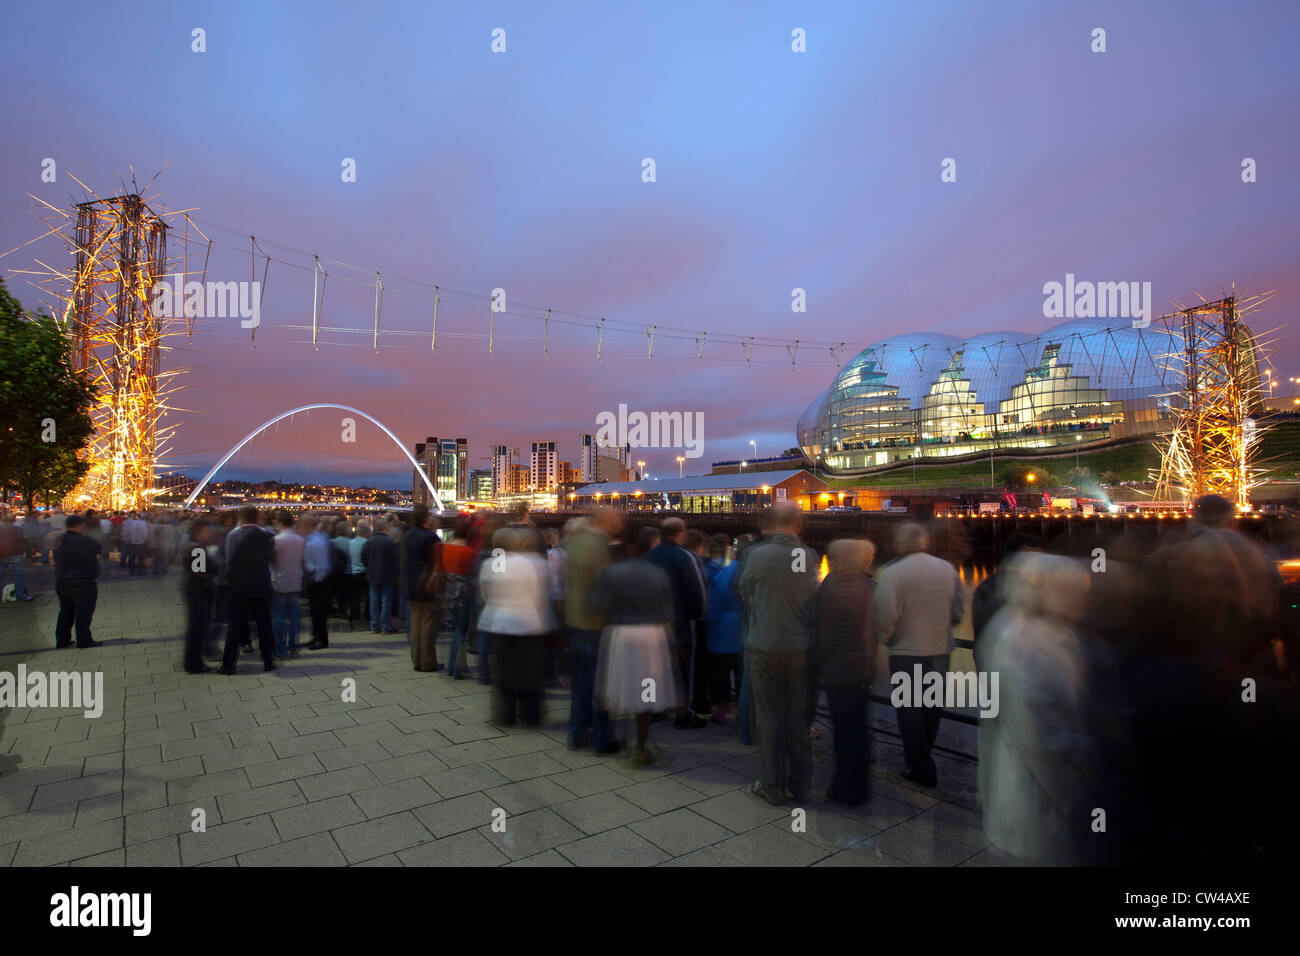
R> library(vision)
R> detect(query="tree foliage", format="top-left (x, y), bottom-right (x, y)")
top-left (0, 278), bottom-right (96, 509)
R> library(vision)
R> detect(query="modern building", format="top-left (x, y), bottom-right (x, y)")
top-left (530, 441), bottom-right (558, 492)
top-left (507, 463), bottom-right (531, 495)
top-left (557, 460), bottom-right (580, 486)
top-left (469, 468), bottom-right (493, 501)
top-left (796, 319), bottom-right (1262, 475)
top-left (596, 453), bottom-right (632, 483)
top-left (578, 433), bottom-right (598, 483)
top-left (571, 469), bottom-right (827, 513)
top-left (490, 445), bottom-right (512, 497)
top-left (412, 437), bottom-right (468, 507)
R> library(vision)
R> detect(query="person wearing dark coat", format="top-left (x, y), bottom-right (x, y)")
top-left (404, 506), bottom-right (443, 672)
top-left (53, 514), bottom-right (102, 649)
top-left (646, 517), bottom-right (708, 729)
top-left (815, 538), bottom-right (879, 805)
top-left (183, 520), bottom-right (218, 673)
top-left (362, 517), bottom-right (400, 633)
top-left (220, 507), bottom-right (276, 674)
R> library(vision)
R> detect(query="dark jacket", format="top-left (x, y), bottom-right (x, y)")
top-left (54, 530), bottom-right (101, 581)
top-left (226, 524), bottom-right (274, 600)
top-left (361, 533), bottom-right (399, 589)
top-left (646, 541), bottom-right (707, 624)
top-left (737, 532), bottom-right (818, 653)
top-left (183, 536), bottom-right (218, 596)
top-left (590, 558), bottom-right (673, 627)
top-left (404, 525), bottom-right (441, 601)
top-left (815, 570), bottom-right (877, 686)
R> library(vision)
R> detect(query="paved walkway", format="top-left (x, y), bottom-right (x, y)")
top-left (0, 564), bottom-right (1003, 866)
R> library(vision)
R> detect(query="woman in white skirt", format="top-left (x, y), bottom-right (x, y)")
top-left (591, 526), bottom-right (680, 766)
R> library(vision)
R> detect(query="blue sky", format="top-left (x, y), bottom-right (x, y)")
top-left (2, 0), bottom-right (1297, 486)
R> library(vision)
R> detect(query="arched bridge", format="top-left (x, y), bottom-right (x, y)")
top-left (182, 403), bottom-right (443, 510)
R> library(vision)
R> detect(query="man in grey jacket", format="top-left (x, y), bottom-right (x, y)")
top-left (876, 522), bottom-right (964, 788)
top-left (737, 502), bottom-right (819, 805)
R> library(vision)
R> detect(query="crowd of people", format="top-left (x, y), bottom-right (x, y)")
top-left (3, 492), bottom-right (1296, 864)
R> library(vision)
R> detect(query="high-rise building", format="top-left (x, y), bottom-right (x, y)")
top-left (491, 445), bottom-right (511, 497)
top-left (413, 436), bottom-right (468, 507)
top-left (579, 433), bottom-right (598, 483)
top-left (557, 460), bottom-right (579, 486)
top-left (507, 463), bottom-right (531, 495)
top-left (469, 468), bottom-right (492, 501)
top-left (530, 441), bottom-right (558, 492)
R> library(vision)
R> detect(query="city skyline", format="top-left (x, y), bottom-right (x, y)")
top-left (2, 0), bottom-right (1297, 489)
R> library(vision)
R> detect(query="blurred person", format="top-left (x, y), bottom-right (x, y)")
top-left (85, 509), bottom-right (108, 561)
top-left (330, 519), bottom-right (353, 622)
top-left (1127, 494), bottom-right (1283, 863)
top-left (543, 526), bottom-right (566, 685)
top-left (23, 511), bottom-right (41, 561)
top-left (971, 531), bottom-right (1043, 669)
top-left (303, 516), bottom-right (334, 649)
top-left (149, 512), bottom-right (172, 575)
top-left (271, 512), bottom-right (305, 658)
top-left (347, 519), bottom-right (371, 631)
top-left (38, 511), bottom-right (55, 564)
top-left (704, 533), bottom-right (742, 724)
top-left (386, 513), bottom-right (407, 631)
top-left (875, 522), bottom-right (964, 789)
top-left (469, 513), bottom-right (508, 683)
top-left (220, 507), bottom-right (276, 674)
top-left (53, 514), bottom-right (102, 648)
top-left (0, 514), bottom-right (32, 601)
top-left (729, 532), bottom-right (760, 746)
top-left (737, 502), bottom-right (819, 804)
top-left (122, 510), bottom-right (149, 575)
top-left (478, 527), bottom-right (553, 725)
top-left (405, 505), bottom-right (444, 672)
top-left (646, 517), bottom-right (709, 729)
top-left (362, 516), bottom-right (399, 633)
top-left (182, 520), bottom-right (218, 673)
top-left (979, 552), bottom-right (1097, 864)
top-left (564, 508), bottom-right (624, 754)
top-left (684, 528), bottom-right (713, 718)
top-left (815, 538), bottom-right (879, 806)
top-left (591, 524), bottom-right (678, 765)
top-left (441, 517), bottom-right (477, 678)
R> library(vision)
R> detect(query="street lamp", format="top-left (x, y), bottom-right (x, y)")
top-left (676, 455), bottom-right (685, 479)
top-left (750, 440), bottom-right (757, 462)
top-left (637, 460), bottom-right (646, 480)
top-left (1075, 433), bottom-right (1081, 470)
top-left (912, 446), bottom-right (920, 491)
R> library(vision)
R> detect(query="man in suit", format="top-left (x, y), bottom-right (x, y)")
top-left (54, 514), bottom-right (102, 648)
top-left (220, 507), bottom-right (276, 674)
top-left (404, 505), bottom-right (443, 672)
top-left (646, 517), bottom-right (708, 729)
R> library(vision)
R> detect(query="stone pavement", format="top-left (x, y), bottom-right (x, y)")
top-left (0, 564), bottom-right (1004, 867)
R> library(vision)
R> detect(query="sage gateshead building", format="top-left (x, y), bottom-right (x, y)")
top-left (796, 318), bottom-right (1261, 475)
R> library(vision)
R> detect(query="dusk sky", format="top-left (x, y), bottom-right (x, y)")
top-left (2, 0), bottom-right (1297, 488)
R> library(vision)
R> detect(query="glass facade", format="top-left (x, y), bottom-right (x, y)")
top-left (796, 319), bottom-right (1223, 474)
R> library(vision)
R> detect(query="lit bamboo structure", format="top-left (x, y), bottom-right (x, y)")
top-left (21, 178), bottom-right (203, 511)
top-left (1154, 294), bottom-right (1275, 509)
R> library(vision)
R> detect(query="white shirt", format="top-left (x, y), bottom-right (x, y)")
top-left (477, 553), bottom-right (554, 635)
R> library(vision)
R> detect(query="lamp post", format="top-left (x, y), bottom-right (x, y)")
top-left (749, 440), bottom-right (757, 463)
top-left (1075, 433), bottom-right (1081, 471)
top-left (676, 455), bottom-right (685, 479)
top-left (637, 460), bottom-right (646, 480)
top-left (913, 447), bottom-right (919, 491)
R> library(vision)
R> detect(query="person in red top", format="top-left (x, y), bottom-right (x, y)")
top-left (442, 517), bottom-right (478, 678)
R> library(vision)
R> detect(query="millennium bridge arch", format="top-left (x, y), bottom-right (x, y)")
top-left (182, 403), bottom-right (444, 510)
